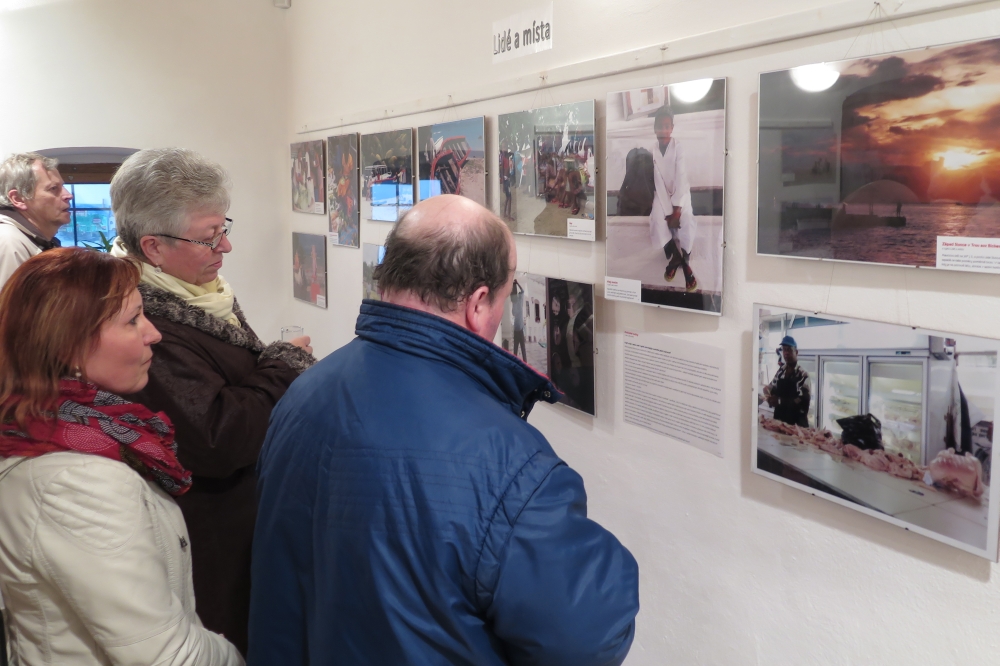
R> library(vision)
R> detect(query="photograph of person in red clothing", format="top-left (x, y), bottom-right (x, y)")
top-left (292, 232), bottom-right (327, 308)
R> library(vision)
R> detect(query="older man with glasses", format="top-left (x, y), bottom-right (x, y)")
top-left (108, 148), bottom-right (315, 656)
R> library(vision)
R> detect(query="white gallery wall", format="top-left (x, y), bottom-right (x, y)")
top-left (283, 1), bottom-right (1000, 663)
top-left (7, 0), bottom-right (1000, 663)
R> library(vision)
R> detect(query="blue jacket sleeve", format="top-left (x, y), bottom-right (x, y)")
top-left (485, 462), bottom-right (640, 666)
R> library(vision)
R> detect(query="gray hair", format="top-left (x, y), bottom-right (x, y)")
top-left (373, 207), bottom-right (512, 312)
top-left (0, 153), bottom-right (60, 207)
top-left (111, 148), bottom-right (231, 256)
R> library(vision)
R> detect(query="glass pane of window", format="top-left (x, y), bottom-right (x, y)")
top-left (65, 183), bottom-right (115, 249)
top-left (75, 210), bottom-right (115, 247)
top-left (55, 210), bottom-right (76, 247)
top-left (71, 184), bottom-right (111, 208)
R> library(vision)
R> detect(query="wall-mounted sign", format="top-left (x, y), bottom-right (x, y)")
top-left (493, 3), bottom-right (553, 64)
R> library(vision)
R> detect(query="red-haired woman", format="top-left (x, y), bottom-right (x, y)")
top-left (0, 248), bottom-right (243, 665)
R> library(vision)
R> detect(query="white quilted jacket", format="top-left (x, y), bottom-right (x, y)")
top-left (0, 452), bottom-right (243, 666)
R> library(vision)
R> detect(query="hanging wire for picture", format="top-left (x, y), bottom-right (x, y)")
top-left (844, 1), bottom-right (911, 60)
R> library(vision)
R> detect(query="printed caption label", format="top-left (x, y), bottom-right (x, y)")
top-left (492, 3), bottom-right (553, 63)
top-left (604, 277), bottom-right (641, 303)
top-left (936, 236), bottom-right (1000, 274)
top-left (566, 218), bottom-right (595, 241)
top-left (623, 332), bottom-right (725, 457)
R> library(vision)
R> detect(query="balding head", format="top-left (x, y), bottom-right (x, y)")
top-left (374, 194), bottom-right (515, 337)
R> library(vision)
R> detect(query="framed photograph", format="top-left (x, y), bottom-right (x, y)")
top-left (752, 304), bottom-right (1000, 559)
top-left (292, 233), bottom-right (327, 308)
top-left (417, 117), bottom-right (486, 206)
top-left (290, 140), bottom-right (326, 215)
top-left (606, 78), bottom-right (726, 314)
top-left (498, 101), bottom-right (596, 241)
top-left (327, 133), bottom-right (360, 248)
top-left (361, 130), bottom-right (414, 222)
top-left (758, 37), bottom-right (1000, 273)
top-left (362, 243), bottom-right (385, 301)
top-left (499, 272), bottom-right (595, 415)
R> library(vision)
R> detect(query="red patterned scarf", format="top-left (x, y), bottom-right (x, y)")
top-left (0, 379), bottom-right (192, 496)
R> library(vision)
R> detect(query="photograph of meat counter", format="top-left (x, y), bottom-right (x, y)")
top-left (752, 304), bottom-right (999, 559)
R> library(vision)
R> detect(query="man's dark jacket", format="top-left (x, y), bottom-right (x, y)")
top-left (248, 300), bottom-right (640, 665)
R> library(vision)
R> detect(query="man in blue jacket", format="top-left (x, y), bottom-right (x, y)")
top-left (248, 194), bottom-right (639, 665)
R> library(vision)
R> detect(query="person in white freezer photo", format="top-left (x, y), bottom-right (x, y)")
top-left (651, 105), bottom-right (698, 292)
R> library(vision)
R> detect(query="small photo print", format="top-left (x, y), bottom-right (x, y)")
top-left (291, 140), bottom-right (326, 215)
top-left (362, 243), bottom-right (385, 301)
top-left (500, 272), bottom-right (596, 415)
top-left (327, 133), bottom-right (360, 247)
top-left (292, 232), bottom-right (327, 308)
top-left (417, 117), bottom-right (486, 206)
top-left (498, 101), bottom-right (595, 240)
top-left (361, 130), bottom-right (414, 223)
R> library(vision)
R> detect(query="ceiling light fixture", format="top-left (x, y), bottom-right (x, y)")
top-left (790, 63), bottom-right (840, 92)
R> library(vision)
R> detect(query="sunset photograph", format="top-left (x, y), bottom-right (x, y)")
top-left (758, 37), bottom-right (1000, 270)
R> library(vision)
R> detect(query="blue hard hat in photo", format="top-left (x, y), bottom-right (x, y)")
top-left (780, 335), bottom-right (797, 349)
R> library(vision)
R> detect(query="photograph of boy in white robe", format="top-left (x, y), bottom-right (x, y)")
top-left (606, 78), bottom-right (726, 314)
top-left (651, 106), bottom-right (698, 292)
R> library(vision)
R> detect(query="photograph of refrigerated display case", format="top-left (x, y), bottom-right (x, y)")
top-left (753, 304), bottom-right (1000, 559)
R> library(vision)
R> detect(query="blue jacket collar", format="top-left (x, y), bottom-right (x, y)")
top-left (356, 300), bottom-right (560, 418)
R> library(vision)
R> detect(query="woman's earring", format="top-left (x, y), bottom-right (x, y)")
top-left (72, 367), bottom-right (82, 379)
top-left (154, 265), bottom-right (163, 274)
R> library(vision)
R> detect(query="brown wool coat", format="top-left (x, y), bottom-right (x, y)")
top-left (125, 283), bottom-right (314, 656)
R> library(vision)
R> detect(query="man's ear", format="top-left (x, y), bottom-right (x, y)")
top-left (463, 285), bottom-right (493, 338)
top-left (138, 236), bottom-right (166, 267)
top-left (6, 189), bottom-right (28, 212)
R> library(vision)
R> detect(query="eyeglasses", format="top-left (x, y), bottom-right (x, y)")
top-left (156, 217), bottom-right (233, 249)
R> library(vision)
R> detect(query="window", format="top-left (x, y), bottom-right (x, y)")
top-left (54, 183), bottom-right (116, 249)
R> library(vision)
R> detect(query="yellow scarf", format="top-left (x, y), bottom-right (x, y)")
top-left (111, 237), bottom-right (240, 327)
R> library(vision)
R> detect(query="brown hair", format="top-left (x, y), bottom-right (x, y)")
top-left (373, 208), bottom-right (512, 312)
top-left (0, 248), bottom-right (141, 427)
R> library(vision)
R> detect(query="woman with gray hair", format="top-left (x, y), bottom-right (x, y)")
top-left (109, 148), bottom-right (315, 656)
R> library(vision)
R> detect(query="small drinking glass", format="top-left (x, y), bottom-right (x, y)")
top-left (281, 326), bottom-right (304, 342)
